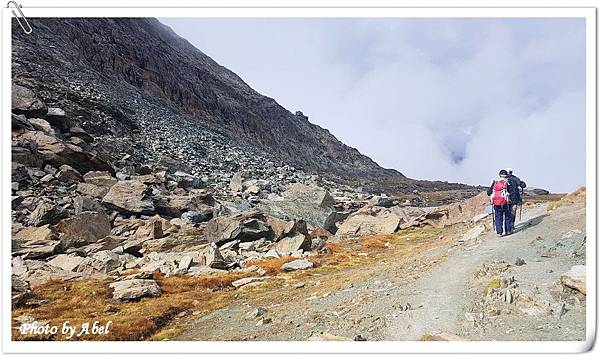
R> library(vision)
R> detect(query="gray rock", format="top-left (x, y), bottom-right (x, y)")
top-left (260, 184), bottom-right (335, 230)
top-left (109, 279), bottom-right (161, 300)
top-left (229, 171), bottom-right (243, 192)
top-left (29, 202), bottom-right (67, 227)
top-left (154, 193), bottom-right (213, 217)
top-left (12, 84), bottom-right (47, 116)
top-left (47, 254), bottom-right (85, 272)
top-left (102, 180), bottom-right (154, 215)
top-left (83, 171), bottom-right (117, 188)
top-left (53, 211), bottom-right (111, 244)
top-left (560, 265), bottom-right (586, 294)
top-left (205, 243), bottom-right (227, 269)
top-left (204, 210), bottom-right (273, 246)
top-left (275, 233), bottom-right (311, 256)
top-left (46, 107), bottom-right (66, 117)
top-left (77, 182), bottom-right (109, 199)
top-left (12, 239), bottom-right (63, 259)
top-left (280, 258), bottom-right (314, 272)
top-left (178, 255), bottom-right (193, 271)
top-left (181, 210), bottom-right (213, 224)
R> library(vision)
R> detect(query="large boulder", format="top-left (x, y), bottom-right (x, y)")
top-left (266, 216), bottom-right (308, 241)
top-left (153, 192), bottom-right (213, 217)
top-left (560, 265), bottom-right (586, 295)
top-left (109, 279), bottom-right (161, 301)
top-left (281, 259), bottom-right (313, 272)
top-left (12, 84), bottom-right (46, 116)
top-left (102, 180), bottom-right (154, 215)
top-left (53, 212), bottom-right (111, 244)
top-left (259, 184), bottom-right (336, 231)
top-left (47, 254), bottom-right (86, 272)
top-left (204, 210), bottom-right (274, 246)
top-left (334, 206), bottom-right (401, 239)
top-left (418, 192), bottom-right (489, 228)
top-left (15, 131), bottom-right (113, 174)
top-left (274, 233), bottom-right (312, 256)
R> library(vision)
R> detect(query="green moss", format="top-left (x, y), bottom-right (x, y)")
top-left (483, 277), bottom-right (501, 297)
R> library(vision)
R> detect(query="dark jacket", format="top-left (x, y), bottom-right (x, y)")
top-left (507, 174), bottom-right (526, 204)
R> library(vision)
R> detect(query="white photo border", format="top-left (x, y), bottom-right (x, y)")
top-left (1, 1), bottom-right (596, 354)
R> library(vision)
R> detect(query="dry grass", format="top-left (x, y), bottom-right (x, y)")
top-left (548, 187), bottom-right (586, 211)
top-left (523, 194), bottom-right (565, 204)
top-left (12, 271), bottom-right (251, 341)
top-left (244, 256), bottom-right (297, 275)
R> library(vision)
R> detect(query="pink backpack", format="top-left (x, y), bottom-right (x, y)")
top-left (491, 180), bottom-right (510, 206)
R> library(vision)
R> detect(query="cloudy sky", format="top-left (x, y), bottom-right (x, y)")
top-left (160, 18), bottom-right (586, 193)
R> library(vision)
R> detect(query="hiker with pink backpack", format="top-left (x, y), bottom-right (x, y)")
top-left (487, 169), bottom-right (514, 237)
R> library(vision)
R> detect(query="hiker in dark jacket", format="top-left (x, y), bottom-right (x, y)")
top-left (487, 169), bottom-right (514, 237)
top-left (506, 168), bottom-right (527, 204)
top-left (506, 168), bottom-right (526, 231)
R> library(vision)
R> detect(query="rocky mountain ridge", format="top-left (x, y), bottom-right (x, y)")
top-left (12, 18), bottom-right (472, 194)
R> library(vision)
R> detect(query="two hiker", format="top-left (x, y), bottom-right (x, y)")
top-left (487, 168), bottom-right (527, 237)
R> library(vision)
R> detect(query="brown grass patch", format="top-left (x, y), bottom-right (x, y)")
top-left (12, 271), bottom-right (251, 341)
top-left (244, 256), bottom-right (297, 275)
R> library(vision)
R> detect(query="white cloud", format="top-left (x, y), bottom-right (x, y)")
top-left (159, 18), bottom-right (586, 193)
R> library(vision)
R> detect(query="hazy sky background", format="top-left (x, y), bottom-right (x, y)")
top-left (160, 18), bottom-right (586, 193)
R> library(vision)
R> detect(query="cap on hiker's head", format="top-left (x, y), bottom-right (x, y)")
top-left (499, 169), bottom-right (508, 177)
top-left (506, 167), bottom-right (513, 174)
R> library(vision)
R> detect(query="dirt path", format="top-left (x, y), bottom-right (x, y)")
top-left (385, 202), bottom-right (585, 340)
top-left (175, 201), bottom-right (586, 341)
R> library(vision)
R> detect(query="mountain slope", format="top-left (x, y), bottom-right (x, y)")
top-left (12, 18), bottom-right (470, 194)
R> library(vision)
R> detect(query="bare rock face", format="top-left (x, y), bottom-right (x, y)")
top-left (53, 211), bottom-right (111, 244)
top-left (12, 84), bottom-right (47, 116)
top-left (109, 279), bottom-right (161, 301)
top-left (560, 265), bottom-right (586, 295)
top-left (102, 180), bottom-right (154, 215)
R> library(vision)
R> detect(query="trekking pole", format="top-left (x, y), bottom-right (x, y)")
top-left (519, 203), bottom-right (522, 221)
top-left (491, 204), bottom-right (495, 232)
